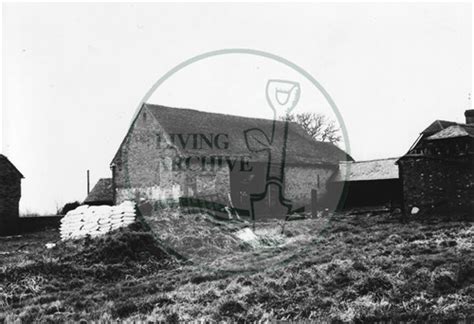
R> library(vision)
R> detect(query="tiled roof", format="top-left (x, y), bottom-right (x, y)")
top-left (115, 104), bottom-right (353, 166)
top-left (427, 124), bottom-right (474, 140)
top-left (84, 178), bottom-right (113, 204)
top-left (421, 120), bottom-right (459, 136)
top-left (331, 158), bottom-right (399, 182)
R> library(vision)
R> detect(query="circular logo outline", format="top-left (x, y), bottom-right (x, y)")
top-left (119, 48), bottom-right (352, 266)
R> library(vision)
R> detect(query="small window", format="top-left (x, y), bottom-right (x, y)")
top-left (143, 112), bottom-right (147, 121)
top-left (317, 174), bottom-right (320, 188)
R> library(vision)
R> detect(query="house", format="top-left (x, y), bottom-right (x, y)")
top-left (328, 158), bottom-right (401, 209)
top-left (396, 110), bottom-right (474, 217)
top-left (84, 178), bottom-right (114, 206)
top-left (110, 104), bottom-right (352, 219)
top-left (0, 154), bottom-right (24, 235)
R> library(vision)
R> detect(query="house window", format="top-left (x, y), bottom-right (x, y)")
top-left (317, 174), bottom-right (320, 188)
top-left (143, 112), bottom-right (147, 121)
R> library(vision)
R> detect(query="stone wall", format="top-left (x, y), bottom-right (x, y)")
top-left (114, 107), bottom-right (231, 210)
top-left (398, 156), bottom-right (474, 216)
top-left (284, 165), bottom-right (335, 210)
top-left (114, 107), bottom-right (341, 214)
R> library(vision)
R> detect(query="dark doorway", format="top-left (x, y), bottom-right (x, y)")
top-left (229, 162), bottom-right (266, 217)
top-left (330, 179), bottom-right (402, 209)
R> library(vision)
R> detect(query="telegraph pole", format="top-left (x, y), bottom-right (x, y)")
top-left (87, 170), bottom-right (90, 195)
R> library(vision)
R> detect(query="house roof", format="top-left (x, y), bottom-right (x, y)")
top-left (114, 104), bottom-right (353, 166)
top-left (427, 124), bottom-right (474, 140)
top-left (331, 158), bottom-right (399, 182)
top-left (0, 154), bottom-right (24, 178)
top-left (398, 117), bottom-right (474, 163)
top-left (84, 178), bottom-right (113, 204)
top-left (421, 120), bottom-right (459, 136)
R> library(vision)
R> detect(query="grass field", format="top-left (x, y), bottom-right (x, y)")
top-left (0, 210), bottom-right (473, 322)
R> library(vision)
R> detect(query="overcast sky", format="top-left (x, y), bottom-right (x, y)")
top-left (2, 3), bottom-right (471, 214)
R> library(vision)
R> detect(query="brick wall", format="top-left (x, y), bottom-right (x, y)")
top-left (399, 156), bottom-right (474, 216)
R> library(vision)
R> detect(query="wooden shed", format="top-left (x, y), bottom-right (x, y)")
top-left (328, 158), bottom-right (402, 210)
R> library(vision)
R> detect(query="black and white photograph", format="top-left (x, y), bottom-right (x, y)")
top-left (0, 2), bottom-right (473, 322)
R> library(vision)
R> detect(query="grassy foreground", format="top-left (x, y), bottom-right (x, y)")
top-left (0, 211), bottom-right (473, 322)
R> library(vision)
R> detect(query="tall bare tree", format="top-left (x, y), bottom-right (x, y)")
top-left (281, 112), bottom-right (342, 145)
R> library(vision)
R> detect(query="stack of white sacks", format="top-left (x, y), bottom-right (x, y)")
top-left (60, 201), bottom-right (136, 241)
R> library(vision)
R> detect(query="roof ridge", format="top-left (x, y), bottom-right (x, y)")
top-left (340, 157), bottom-right (399, 164)
top-left (145, 103), bottom-right (290, 124)
top-left (434, 119), bottom-right (458, 124)
top-left (144, 103), bottom-right (348, 150)
top-left (420, 119), bottom-right (461, 135)
top-left (432, 120), bottom-right (473, 128)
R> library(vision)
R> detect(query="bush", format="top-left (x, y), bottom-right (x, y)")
top-left (59, 201), bottom-right (81, 215)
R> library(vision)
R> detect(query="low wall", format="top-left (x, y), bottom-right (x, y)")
top-left (18, 216), bottom-right (63, 234)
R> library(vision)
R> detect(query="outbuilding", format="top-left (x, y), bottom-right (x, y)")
top-left (0, 154), bottom-right (24, 235)
top-left (397, 110), bottom-right (474, 217)
top-left (328, 158), bottom-right (402, 210)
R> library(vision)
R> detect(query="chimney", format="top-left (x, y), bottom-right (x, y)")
top-left (465, 109), bottom-right (474, 124)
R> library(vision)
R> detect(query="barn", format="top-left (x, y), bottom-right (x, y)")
top-left (397, 110), bottom-right (474, 217)
top-left (0, 154), bottom-right (24, 235)
top-left (328, 158), bottom-right (401, 210)
top-left (110, 104), bottom-right (352, 219)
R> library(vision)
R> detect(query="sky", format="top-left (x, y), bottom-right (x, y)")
top-left (1, 3), bottom-right (472, 214)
